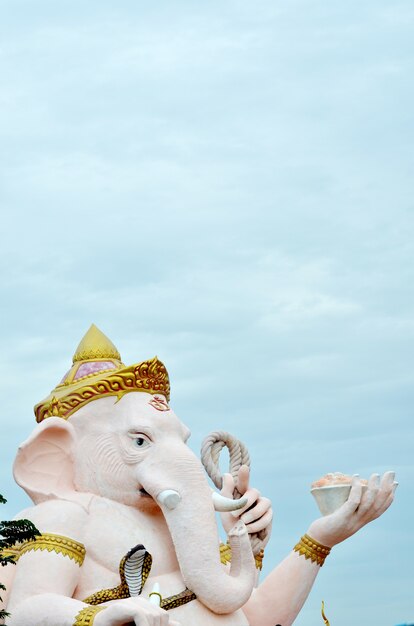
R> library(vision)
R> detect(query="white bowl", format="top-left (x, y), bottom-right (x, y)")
top-left (311, 484), bottom-right (367, 516)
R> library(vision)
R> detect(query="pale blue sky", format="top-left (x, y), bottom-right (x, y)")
top-left (1, 1), bottom-right (413, 624)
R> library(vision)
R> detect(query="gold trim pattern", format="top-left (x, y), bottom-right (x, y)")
top-left (293, 534), bottom-right (331, 567)
top-left (84, 585), bottom-right (196, 611)
top-left (220, 542), bottom-right (232, 565)
top-left (160, 588), bottom-right (197, 610)
top-left (73, 324), bottom-right (121, 363)
top-left (82, 582), bottom-right (129, 604)
top-left (219, 542), bottom-right (264, 570)
top-left (0, 546), bottom-right (20, 563)
top-left (35, 356), bottom-right (171, 422)
top-left (74, 347), bottom-right (120, 362)
top-left (254, 548), bottom-right (264, 570)
top-left (321, 600), bottom-right (330, 625)
top-left (18, 533), bottom-right (86, 566)
top-left (74, 605), bottom-right (105, 626)
top-left (57, 360), bottom-right (123, 388)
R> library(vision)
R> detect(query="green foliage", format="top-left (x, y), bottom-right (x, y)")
top-left (1, 519), bottom-right (41, 551)
top-left (0, 494), bottom-right (39, 622)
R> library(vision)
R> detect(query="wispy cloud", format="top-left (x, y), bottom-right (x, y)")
top-left (1, 2), bottom-right (413, 623)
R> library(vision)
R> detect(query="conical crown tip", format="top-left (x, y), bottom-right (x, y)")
top-left (72, 324), bottom-right (121, 363)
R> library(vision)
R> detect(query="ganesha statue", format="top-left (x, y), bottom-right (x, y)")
top-left (1, 325), bottom-right (397, 626)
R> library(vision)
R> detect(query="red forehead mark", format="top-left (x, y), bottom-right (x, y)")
top-left (149, 395), bottom-right (170, 412)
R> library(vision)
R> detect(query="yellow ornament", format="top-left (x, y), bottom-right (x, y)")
top-left (72, 323), bottom-right (121, 362)
top-left (321, 600), bottom-right (330, 625)
top-left (34, 324), bottom-right (170, 422)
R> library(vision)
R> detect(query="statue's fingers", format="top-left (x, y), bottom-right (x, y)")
top-left (139, 605), bottom-right (159, 623)
top-left (342, 475), bottom-right (363, 514)
top-left (154, 609), bottom-right (167, 626)
top-left (372, 485), bottom-right (397, 519)
top-left (372, 471), bottom-right (397, 511)
top-left (368, 480), bottom-right (398, 521)
top-left (132, 599), bottom-right (165, 622)
top-left (221, 473), bottom-right (236, 498)
top-left (149, 606), bottom-right (170, 625)
top-left (367, 472), bottom-right (381, 490)
top-left (379, 471), bottom-right (396, 491)
top-left (380, 481), bottom-right (398, 511)
top-left (160, 612), bottom-right (171, 626)
top-left (231, 487), bottom-right (261, 517)
top-left (356, 474), bottom-right (379, 517)
top-left (245, 509), bottom-right (273, 533)
top-left (241, 497), bottom-right (272, 525)
top-left (133, 615), bottom-right (150, 626)
top-left (236, 465), bottom-right (250, 495)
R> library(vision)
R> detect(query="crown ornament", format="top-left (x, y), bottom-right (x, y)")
top-left (34, 324), bottom-right (170, 422)
top-left (72, 323), bottom-right (121, 363)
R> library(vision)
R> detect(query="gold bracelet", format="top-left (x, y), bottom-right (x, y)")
top-left (293, 533), bottom-right (331, 567)
top-left (74, 605), bottom-right (105, 626)
top-left (219, 543), bottom-right (264, 570)
top-left (254, 548), bottom-right (265, 571)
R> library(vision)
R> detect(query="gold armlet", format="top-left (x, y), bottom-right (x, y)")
top-left (0, 546), bottom-right (20, 563)
top-left (254, 548), bottom-right (264, 571)
top-left (19, 533), bottom-right (86, 566)
top-left (220, 543), bottom-right (264, 570)
top-left (74, 605), bottom-right (105, 626)
top-left (293, 534), bottom-right (331, 567)
top-left (219, 543), bottom-right (232, 565)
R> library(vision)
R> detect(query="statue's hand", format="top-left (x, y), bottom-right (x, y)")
top-left (93, 597), bottom-right (181, 626)
top-left (220, 465), bottom-right (273, 546)
top-left (307, 471), bottom-right (397, 548)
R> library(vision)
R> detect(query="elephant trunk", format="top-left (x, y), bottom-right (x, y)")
top-left (140, 445), bottom-right (256, 614)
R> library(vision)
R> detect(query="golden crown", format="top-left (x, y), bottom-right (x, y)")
top-left (34, 324), bottom-right (171, 422)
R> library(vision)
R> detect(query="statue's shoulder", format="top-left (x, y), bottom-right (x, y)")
top-left (14, 498), bottom-right (89, 541)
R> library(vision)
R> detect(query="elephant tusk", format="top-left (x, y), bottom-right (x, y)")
top-left (157, 489), bottom-right (181, 510)
top-left (212, 491), bottom-right (248, 512)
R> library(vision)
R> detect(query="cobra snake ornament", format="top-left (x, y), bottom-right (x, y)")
top-left (83, 544), bottom-right (196, 610)
top-left (83, 544), bottom-right (152, 604)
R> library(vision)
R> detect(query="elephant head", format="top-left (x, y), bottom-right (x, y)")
top-left (12, 325), bottom-right (256, 614)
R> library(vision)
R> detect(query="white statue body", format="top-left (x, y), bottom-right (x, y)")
top-left (1, 326), bottom-right (397, 626)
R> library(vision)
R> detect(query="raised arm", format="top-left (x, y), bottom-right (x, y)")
top-left (242, 471), bottom-right (397, 626)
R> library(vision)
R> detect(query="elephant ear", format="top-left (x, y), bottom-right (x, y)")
top-left (13, 417), bottom-right (92, 510)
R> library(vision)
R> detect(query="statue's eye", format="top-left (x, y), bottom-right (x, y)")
top-left (135, 437), bottom-right (149, 448)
